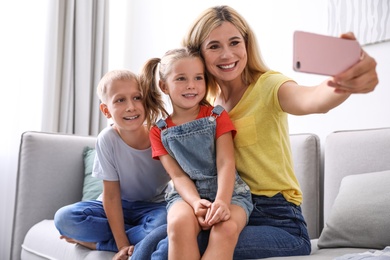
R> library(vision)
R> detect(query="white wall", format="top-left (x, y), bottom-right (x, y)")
top-left (109, 0), bottom-right (390, 143)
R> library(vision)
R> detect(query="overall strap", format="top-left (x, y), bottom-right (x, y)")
top-left (209, 105), bottom-right (224, 122)
top-left (156, 118), bottom-right (174, 158)
top-left (155, 119), bottom-right (167, 130)
top-left (211, 105), bottom-right (224, 116)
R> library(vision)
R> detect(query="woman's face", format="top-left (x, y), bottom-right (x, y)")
top-left (200, 22), bottom-right (247, 84)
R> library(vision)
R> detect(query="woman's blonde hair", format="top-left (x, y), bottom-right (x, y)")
top-left (182, 5), bottom-right (269, 99)
top-left (140, 48), bottom-right (211, 122)
top-left (97, 69), bottom-right (165, 129)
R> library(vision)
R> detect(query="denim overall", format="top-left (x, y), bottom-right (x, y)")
top-left (156, 105), bottom-right (253, 219)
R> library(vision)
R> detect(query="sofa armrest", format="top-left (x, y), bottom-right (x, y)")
top-left (290, 133), bottom-right (321, 239)
top-left (10, 131), bottom-right (96, 260)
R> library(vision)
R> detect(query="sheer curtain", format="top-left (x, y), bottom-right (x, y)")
top-left (0, 1), bottom-right (48, 258)
top-left (0, 1), bottom-right (108, 258)
top-left (42, 0), bottom-right (108, 136)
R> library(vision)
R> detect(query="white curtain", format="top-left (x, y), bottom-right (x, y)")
top-left (42, 0), bottom-right (109, 136)
top-left (0, 1), bottom-right (109, 258)
top-left (0, 1), bottom-right (49, 258)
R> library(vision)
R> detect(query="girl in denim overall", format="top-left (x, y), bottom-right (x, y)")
top-left (143, 48), bottom-right (253, 260)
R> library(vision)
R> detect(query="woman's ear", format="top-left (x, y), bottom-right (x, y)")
top-left (159, 80), bottom-right (169, 94)
top-left (100, 103), bottom-right (111, 118)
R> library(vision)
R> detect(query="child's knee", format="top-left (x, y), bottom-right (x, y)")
top-left (54, 206), bottom-right (71, 230)
top-left (168, 214), bottom-right (198, 237)
top-left (213, 220), bottom-right (241, 239)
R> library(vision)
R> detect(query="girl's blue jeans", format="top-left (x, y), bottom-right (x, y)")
top-left (132, 193), bottom-right (311, 259)
top-left (54, 199), bottom-right (167, 252)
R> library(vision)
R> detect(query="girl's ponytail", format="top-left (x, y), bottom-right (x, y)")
top-left (140, 58), bottom-right (169, 129)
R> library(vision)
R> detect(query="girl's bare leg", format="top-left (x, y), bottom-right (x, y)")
top-left (168, 201), bottom-right (202, 260)
top-left (201, 204), bottom-right (247, 260)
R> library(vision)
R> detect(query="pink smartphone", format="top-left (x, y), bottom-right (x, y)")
top-left (293, 31), bottom-right (361, 76)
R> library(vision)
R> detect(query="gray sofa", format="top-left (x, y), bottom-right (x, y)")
top-left (10, 128), bottom-right (390, 259)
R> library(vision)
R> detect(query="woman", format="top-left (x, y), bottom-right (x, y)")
top-left (133, 5), bottom-right (378, 259)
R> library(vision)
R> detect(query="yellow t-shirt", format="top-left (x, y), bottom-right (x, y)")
top-left (228, 71), bottom-right (302, 205)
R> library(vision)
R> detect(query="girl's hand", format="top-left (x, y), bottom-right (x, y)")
top-left (193, 199), bottom-right (212, 230)
top-left (204, 199), bottom-right (230, 226)
top-left (193, 198), bottom-right (212, 218)
top-left (197, 214), bottom-right (212, 230)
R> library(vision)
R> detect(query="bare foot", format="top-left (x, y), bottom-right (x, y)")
top-left (60, 235), bottom-right (97, 250)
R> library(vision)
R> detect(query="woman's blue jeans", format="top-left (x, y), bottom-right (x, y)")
top-left (54, 200), bottom-right (167, 252)
top-left (132, 193), bottom-right (311, 259)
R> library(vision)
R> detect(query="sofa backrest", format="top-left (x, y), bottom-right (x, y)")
top-left (10, 131), bottom-right (322, 259)
top-left (10, 131), bottom-right (96, 260)
top-left (323, 127), bottom-right (390, 224)
top-left (289, 133), bottom-right (322, 239)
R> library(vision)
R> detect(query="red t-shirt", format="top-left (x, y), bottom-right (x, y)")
top-left (150, 105), bottom-right (236, 159)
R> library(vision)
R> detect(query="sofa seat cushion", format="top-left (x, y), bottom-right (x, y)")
top-left (22, 220), bottom-right (115, 260)
top-left (262, 240), bottom-right (372, 260)
top-left (22, 221), bottom-right (372, 260)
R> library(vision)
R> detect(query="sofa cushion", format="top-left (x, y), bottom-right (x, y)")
top-left (262, 239), bottom-right (369, 259)
top-left (289, 133), bottom-right (321, 239)
top-left (22, 219), bottom-right (115, 260)
top-left (82, 147), bottom-right (102, 201)
top-left (11, 131), bottom-right (96, 260)
top-left (323, 128), bottom-right (390, 223)
top-left (318, 170), bottom-right (390, 249)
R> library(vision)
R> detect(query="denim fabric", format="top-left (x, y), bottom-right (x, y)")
top-left (157, 108), bottom-right (253, 219)
top-left (132, 224), bottom-right (168, 260)
top-left (54, 200), bottom-right (167, 252)
top-left (132, 193), bottom-right (310, 259)
top-left (234, 193), bottom-right (311, 259)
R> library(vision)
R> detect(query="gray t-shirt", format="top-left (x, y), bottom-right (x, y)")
top-left (92, 126), bottom-right (170, 202)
